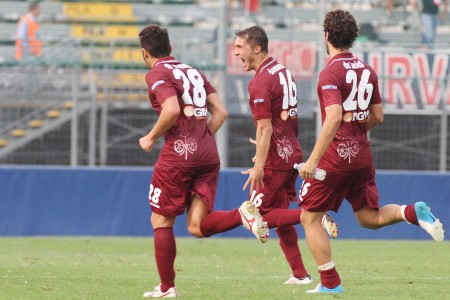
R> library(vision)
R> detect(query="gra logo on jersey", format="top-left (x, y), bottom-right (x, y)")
top-left (343, 60), bottom-right (364, 70)
top-left (288, 107), bottom-right (298, 117)
top-left (281, 108), bottom-right (300, 120)
top-left (343, 110), bottom-right (370, 123)
top-left (183, 106), bottom-right (208, 118)
top-left (151, 80), bottom-right (164, 90)
top-left (253, 98), bottom-right (264, 103)
top-left (194, 107), bottom-right (208, 117)
top-left (322, 85), bottom-right (337, 90)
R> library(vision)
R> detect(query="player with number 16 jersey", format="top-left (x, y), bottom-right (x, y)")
top-left (248, 57), bottom-right (303, 170)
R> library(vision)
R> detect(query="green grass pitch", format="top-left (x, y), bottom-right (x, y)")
top-left (0, 237), bottom-right (449, 299)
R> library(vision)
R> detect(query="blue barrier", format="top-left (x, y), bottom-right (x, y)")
top-left (0, 166), bottom-right (448, 240)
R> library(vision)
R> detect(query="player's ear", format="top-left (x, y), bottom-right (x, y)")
top-left (253, 45), bottom-right (261, 54)
top-left (142, 48), bottom-right (149, 59)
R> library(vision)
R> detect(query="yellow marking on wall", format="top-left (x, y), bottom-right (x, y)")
top-left (80, 48), bottom-right (142, 63)
top-left (64, 3), bottom-right (135, 21)
top-left (72, 25), bottom-right (139, 39)
top-left (113, 49), bottom-right (142, 62)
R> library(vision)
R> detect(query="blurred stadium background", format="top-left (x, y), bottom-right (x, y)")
top-left (1, 3), bottom-right (449, 298)
top-left (0, 0), bottom-right (449, 170)
top-left (0, 0), bottom-right (449, 239)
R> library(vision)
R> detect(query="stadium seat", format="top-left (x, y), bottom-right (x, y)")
top-left (47, 110), bottom-right (61, 118)
top-left (28, 120), bottom-right (44, 128)
top-left (11, 129), bottom-right (26, 138)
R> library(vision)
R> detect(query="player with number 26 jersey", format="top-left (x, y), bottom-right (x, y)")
top-left (297, 10), bottom-right (444, 295)
top-left (317, 53), bottom-right (382, 170)
top-left (145, 57), bottom-right (219, 166)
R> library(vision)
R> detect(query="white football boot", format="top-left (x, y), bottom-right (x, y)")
top-left (283, 274), bottom-right (313, 285)
top-left (322, 213), bottom-right (338, 239)
top-left (414, 202), bottom-right (444, 242)
top-left (143, 284), bottom-right (178, 298)
top-left (238, 200), bottom-right (269, 243)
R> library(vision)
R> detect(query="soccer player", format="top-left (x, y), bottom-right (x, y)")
top-left (138, 24), bottom-right (269, 298)
top-left (298, 9), bottom-right (445, 294)
top-left (234, 26), bottom-right (337, 285)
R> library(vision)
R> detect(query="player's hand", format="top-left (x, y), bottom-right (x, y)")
top-left (139, 135), bottom-right (156, 153)
top-left (241, 167), bottom-right (264, 192)
top-left (299, 160), bottom-right (318, 180)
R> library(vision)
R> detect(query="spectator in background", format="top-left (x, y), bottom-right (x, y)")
top-left (411, 0), bottom-right (448, 46)
top-left (15, 1), bottom-right (42, 62)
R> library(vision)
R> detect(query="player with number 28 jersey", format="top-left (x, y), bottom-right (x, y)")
top-left (139, 25), bottom-right (273, 298)
top-left (146, 57), bottom-right (219, 166)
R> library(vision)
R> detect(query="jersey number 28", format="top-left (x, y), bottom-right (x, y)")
top-left (173, 68), bottom-right (206, 107)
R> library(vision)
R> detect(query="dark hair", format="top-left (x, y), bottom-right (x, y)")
top-left (323, 9), bottom-right (359, 50)
top-left (29, 1), bottom-right (40, 12)
top-left (139, 25), bottom-right (172, 58)
top-left (235, 26), bottom-right (269, 53)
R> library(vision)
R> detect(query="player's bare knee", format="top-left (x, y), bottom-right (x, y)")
top-left (187, 224), bottom-right (204, 238)
top-left (300, 211), bottom-right (320, 227)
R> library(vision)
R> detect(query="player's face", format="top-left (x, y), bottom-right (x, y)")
top-left (234, 36), bottom-right (256, 72)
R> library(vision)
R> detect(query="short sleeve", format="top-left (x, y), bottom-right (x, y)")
top-left (318, 70), bottom-right (342, 107)
top-left (145, 70), bottom-right (177, 105)
top-left (249, 79), bottom-right (272, 120)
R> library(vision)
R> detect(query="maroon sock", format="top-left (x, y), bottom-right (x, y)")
top-left (199, 209), bottom-right (241, 237)
top-left (276, 225), bottom-right (308, 279)
top-left (153, 227), bottom-right (176, 292)
top-left (263, 209), bottom-right (301, 228)
top-left (319, 267), bottom-right (341, 289)
top-left (404, 204), bottom-right (419, 225)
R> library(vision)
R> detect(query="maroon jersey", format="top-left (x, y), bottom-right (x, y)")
top-left (317, 52), bottom-right (382, 170)
top-left (248, 57), bottom-right (303, 170)
top-left (145, 56), bottom-right (219, 166)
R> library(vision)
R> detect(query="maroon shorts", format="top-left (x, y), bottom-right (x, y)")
top-left (298, 166), bottom-right (379, 213)
top-left (250, 168), bottom-right (298, 215)
top-left (148, 162), bottom-right (220, 217)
